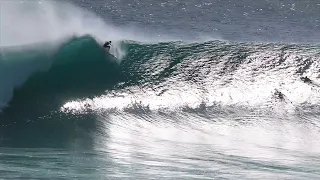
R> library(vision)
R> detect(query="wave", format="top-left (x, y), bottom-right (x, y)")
top-left (1, 34), bottom-right (320, 147)
top-left (3, 37), bottom-right (320, 118)
top-left (62, 41), bottom-right (320, 114)
top-left (0, 35), bottom-right (120, 122)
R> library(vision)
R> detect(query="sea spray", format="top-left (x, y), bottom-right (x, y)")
top-left (0, 0), bottom-right (127, 110)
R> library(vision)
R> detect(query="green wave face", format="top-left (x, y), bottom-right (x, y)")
top-left (1, 36), bottom-right (320, 147)
top-left (3, 38), bottom-right (320, 118)
top-left (1, 35), bottom-right (121, 120)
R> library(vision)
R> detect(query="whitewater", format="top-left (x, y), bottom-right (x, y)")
top-left (1, 0), bottom-right (320, 179)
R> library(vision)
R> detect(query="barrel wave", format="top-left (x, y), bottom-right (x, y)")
top-left (1, 33), bottom-right (320, 178)
top-left (2, 37), bottom-right (320, 129)
top-left (1, 35), bottom-right (119, 113)
top-left (0, 35), bottom-right (121, 146)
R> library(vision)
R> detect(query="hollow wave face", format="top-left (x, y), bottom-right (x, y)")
top-left (0, 0), bottom-right (132, 111)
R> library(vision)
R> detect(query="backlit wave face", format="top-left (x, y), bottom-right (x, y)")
top-left (61, 41), bottom-right (320, 113)
top-left (59, 41), bottom-right (320, 178)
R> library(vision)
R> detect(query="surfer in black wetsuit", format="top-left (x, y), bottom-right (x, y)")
top-left (274, 89), bottom-right (285, 101)
top-left (103, 41), bottom-right (112, 51)
top-left (301, 76), bottom-right (312, 84)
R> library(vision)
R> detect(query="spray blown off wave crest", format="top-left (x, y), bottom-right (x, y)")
top-left (0, 0), bottom-right (133, 110)
top-left (0, 0), bottom-right (127, 46)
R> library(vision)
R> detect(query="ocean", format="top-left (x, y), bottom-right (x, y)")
top-left (1, 0), bottom-right (320, 179)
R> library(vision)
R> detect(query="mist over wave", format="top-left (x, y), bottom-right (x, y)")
top-left (0, 0), bottom-right (143, 46)
top-left (0, 0), bottom-right (128, 110)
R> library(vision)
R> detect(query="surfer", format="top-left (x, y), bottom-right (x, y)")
top-left (301, 76), bottom-right (312, 84)
top-left (103, 41), bottom-right (112, 51)
top-left (274, 89), bottom-right (285, 101)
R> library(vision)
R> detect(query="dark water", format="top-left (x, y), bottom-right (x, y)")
top-left (73, 0), bottom-right (320, 43)
top-left (1, 0), bottom-right (320, 179)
